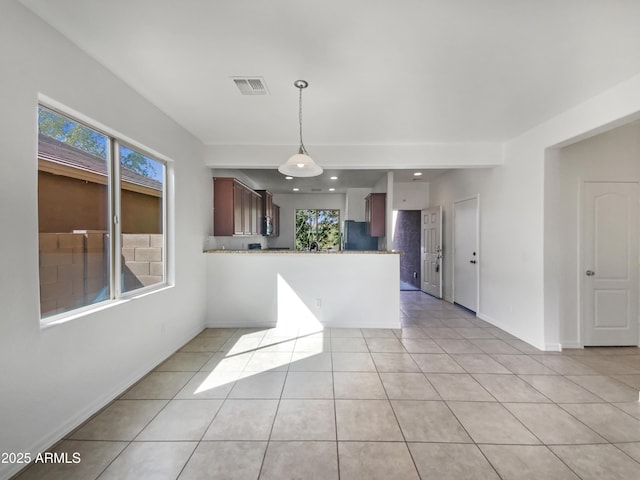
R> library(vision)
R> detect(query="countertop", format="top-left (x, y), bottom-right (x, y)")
top-left (204, 249), bottom-right (402, 254)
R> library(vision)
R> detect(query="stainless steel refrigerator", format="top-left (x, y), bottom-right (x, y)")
top-left (342, 220), bottom-right (378, 250)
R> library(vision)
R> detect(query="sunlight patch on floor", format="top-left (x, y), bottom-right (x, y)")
top-left (192, 276), bottom-right (330, 394)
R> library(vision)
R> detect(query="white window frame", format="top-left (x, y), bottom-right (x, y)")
top-left (38, 102), bottom-right (171, 327)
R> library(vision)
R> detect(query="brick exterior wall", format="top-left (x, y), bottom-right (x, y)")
top-left (394, 210), bottom-right (421, 289)
top-left (122, 234), bottom-right (164, 289)
top-left (39, 233), bottom-right (163, 317)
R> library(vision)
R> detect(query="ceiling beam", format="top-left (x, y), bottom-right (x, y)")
top-left (204, 143), bottom-right (503, 170)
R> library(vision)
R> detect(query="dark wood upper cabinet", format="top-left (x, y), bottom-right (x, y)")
top-left (213, 177), bottom-right (263, 236)
top-left (273, 204), bottom-right (280, 237)
top-left (242, 188), bottom-right (252, 234)
top-left (365, 193), bottom-right (386, 237)
top-left (252, 193), bottom-right (262, 235)
top-left (255, 190), bottom-right (278, 236)
top-left (212, 177), bottom-right (235, 236)
top-left (232, 181), bottom-right (244, 235)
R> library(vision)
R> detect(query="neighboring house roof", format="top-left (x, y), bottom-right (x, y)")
top-left (38, 133), bottom-right (163, 192)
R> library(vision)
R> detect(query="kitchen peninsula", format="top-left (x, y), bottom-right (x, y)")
top-left (205, 249), bottom-right (400, 330)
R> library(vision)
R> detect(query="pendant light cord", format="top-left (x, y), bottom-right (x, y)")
top-left (298, 85), bottom-right (307, 155)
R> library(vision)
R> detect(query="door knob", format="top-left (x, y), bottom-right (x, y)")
top-left (470, 260), bottom-right (477, 264)
top-left (585, 270), bottom-right (595, 276)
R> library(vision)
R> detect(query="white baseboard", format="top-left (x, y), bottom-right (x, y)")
top-left (476, 312), bottom-right (547, 351)
top-left (205, 321), bottom-right (276, 329)
top-left (323, 321), bottom-right (402, 330)
top-left (1, 323), bottom-right (204, 480)
top-left (544, 343), bottom-right (563, 352)
top-left (205, 321), bottom-right (402, 330)
top-left (560, 341), bottom-right (583, 350)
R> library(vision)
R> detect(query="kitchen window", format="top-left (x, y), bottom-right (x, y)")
top-left (295, 209), bottom-right (340, 251)
top-left (37, 105), bottom-right (167, 321)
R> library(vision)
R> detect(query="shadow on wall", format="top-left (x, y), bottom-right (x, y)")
top-left (276, 273), bottom-right (322, 332)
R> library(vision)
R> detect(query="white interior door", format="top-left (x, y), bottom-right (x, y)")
top-left (421, 206), bottom-right (442, 298)
top-left (454, 197), bottom-right (478, 312)
top-left (582, 181), bottom-right (639, 346)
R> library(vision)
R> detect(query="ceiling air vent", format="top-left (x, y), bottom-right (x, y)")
top-left (232, 77), bottom-right (269, 95)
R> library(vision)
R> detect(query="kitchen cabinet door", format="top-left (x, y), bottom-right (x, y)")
top-left (213, 177), bottom-right (235, 236)
top-left (252, 193), bottom-right (262, 235)
top-left (255, 190), bottom-right (274, 236)
top-left (233, 182), bottom-right (244, 235)
top-left (365, 193), bottom-right (386, 237)
top-left (273, 204), bottom-right (280, 237)
top-left (214, 177), bottom-right (261, 236)
top-left (242, 188), bottom-right (252, 234)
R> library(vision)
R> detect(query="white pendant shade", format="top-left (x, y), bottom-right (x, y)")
top-left (279, 80), bottom-right (322, 178)
top-left (278, 153), bottom-right (323, 177)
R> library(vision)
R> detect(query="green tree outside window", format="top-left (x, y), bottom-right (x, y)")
top-left (295, 209), bottom-right (340, 251)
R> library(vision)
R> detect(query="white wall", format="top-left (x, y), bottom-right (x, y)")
top-left (542, 74), bottom-right (640, 351)
top-left (211, 169), bottom-right (263, 191)
top-left (430, 156), bottom-right (553, 349)
top-left (552, 121), bottom-right (640, 347)
top-left (270, 193), bottom-right (346, 249)
top-left (345, 188), bottom-right (372, 221)
top-left (429, 72), bottom-right (640, 351)
top-left (383, 172), bottom-right (394, 250)
top-left (428, 168), bottom-right (497, 305)
top-left (206, 253), bottom-right (400, 329)
top-left (0, 3), bottom-right (209, 477)
top-left (393, 181), bottom-right (430, 210)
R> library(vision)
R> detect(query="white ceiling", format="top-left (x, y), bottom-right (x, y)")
top-left (20, 0), bottom-right (640, 189)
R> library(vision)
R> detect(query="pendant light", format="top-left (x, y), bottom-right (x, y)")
top-left (278, 80), bottom-right (323, 177)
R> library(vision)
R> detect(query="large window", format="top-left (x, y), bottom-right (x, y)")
top-left (295, 209), bottom-right (340, 251)
top-left (37, 105), bottom-right (166, 320)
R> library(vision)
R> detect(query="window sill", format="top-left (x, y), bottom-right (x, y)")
top-left (40, 283), bottom-right (174, 330)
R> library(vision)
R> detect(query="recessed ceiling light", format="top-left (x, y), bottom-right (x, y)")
top-left (413, 172), bottom-right (422, 176)
top-left (330, 176), bottom-right (338, 180)
top-left (285, 176), bottom-right (293, 180)
top-left (293, 188), bottom-right (299, 192)
top-left (329, 188), bottom-right (335, 192)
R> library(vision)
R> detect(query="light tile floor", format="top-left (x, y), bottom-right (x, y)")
top-left (14, 291), bottom-right (640, 479)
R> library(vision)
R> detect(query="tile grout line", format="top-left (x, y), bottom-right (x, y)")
top-left (87, 346), bottom-right (216, 480)
top-left (402, 294), bottom-right (604, 480)
top-left (254, 329), bottom-right (295, 480)
top-left (171, 341), bottom-right (240, 480)
top-left (373, 340), bottom-right (423, 479)
top-left (331, 334), bottom-right (341, 480)
top-left (20, 295), bottom-right (640, 479)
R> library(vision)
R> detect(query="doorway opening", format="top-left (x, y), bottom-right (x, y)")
top-left (393, 210), bottom-right (421, 291)
top-left (551, 120), bottom-right (640, 348)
